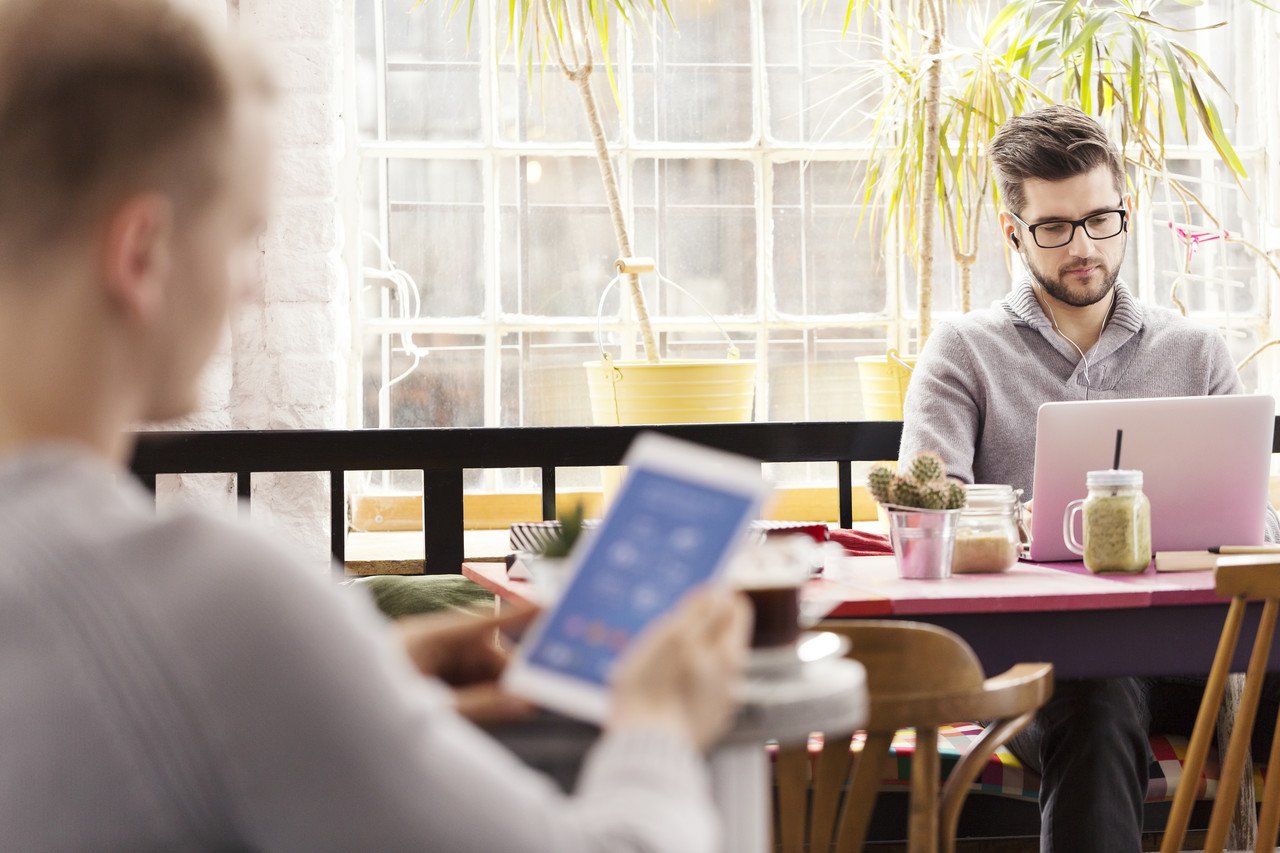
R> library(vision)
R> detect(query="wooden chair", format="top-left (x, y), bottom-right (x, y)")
top-left (1162, 555), bottom-right (1280, 853)
top-left (772, 620), bottom-right (1052, 853)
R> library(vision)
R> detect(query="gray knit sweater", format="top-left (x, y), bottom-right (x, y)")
top-left (0, 446), bottom-right (717, 852)
top-left (899, 278), bottom-right (1279, 540)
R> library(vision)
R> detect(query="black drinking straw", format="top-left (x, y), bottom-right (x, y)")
top-left (1113, 429), bottom-right (1124, 470)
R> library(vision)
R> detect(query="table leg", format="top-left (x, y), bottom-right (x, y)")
top-left (708, 741), bottom-right (769, 853)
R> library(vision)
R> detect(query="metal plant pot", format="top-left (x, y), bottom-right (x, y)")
top-left (887, 506), bottom-right (960, 580)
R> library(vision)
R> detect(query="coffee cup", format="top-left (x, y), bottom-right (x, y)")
top-left (740, 583), bottom-right (802, 648)
top-left (727, 536), bottom-right (813, 648)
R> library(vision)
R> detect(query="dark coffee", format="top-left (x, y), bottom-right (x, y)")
top-left (743, 585), bottom-right (801, 648)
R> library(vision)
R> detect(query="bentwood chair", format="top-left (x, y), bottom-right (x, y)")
top-left (1162, 555), bottom-right (1280, 853)
top-left (773, 620), bottom-right (1053, 853)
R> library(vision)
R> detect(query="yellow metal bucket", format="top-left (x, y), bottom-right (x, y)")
top-left (584, 358), bottom-right (756, 425)
top-left (854, 349), bottom-right (916, 420)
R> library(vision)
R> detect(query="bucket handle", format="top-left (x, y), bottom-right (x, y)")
top-left (887, 347), bottom-right (914, 372)
top-left (596, 258), bottom-right (741, 363)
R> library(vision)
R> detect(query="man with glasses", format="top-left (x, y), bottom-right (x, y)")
top-left (898, 105), bottom-right (1278, 851)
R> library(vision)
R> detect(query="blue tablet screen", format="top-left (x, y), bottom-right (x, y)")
top-left (526, 467), bottom-right (755, 686)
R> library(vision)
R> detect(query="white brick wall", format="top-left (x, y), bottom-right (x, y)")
top-left (162, 0), bottom-right (349, 569)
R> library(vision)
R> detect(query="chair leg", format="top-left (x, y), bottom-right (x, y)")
top-left (938, 713), bottom-right (1034, 853)
top-left (1219, 674), bottom-right (1258, 851)
top-left (836, 731), bottom-right (891, 853)
top-left (1162, 597), bottom-right (1246, 853)
top-left (1254, 701), bottom-right (1280, 852)
top-left (809, 733), bottom-right (854, 853)
top-left (909, 725), bottom-right (940, 853)
top-left (1206, 599), bottom-right (1279, 852)
top-left (776, 743), bottom-right (811, 853)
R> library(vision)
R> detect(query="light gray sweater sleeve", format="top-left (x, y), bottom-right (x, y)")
top-left (898, 324), bottom-right (983, 484)
top-left (167, 527), bottom-right (718, 853)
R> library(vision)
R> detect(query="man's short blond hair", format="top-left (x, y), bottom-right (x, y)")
top-left (0, 0), bottom-right (258, 270)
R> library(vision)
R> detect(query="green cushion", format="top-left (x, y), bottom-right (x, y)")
top-left (352, 574), bottom-right (494, 619)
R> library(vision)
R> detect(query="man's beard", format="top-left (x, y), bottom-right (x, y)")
top-left (1026, 254), bottom-right (1121, 308)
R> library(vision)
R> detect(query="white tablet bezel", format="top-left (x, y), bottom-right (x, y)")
top-left (502, 431), bottom-right (772, 723)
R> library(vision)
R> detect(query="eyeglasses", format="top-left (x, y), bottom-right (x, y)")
top-left (1010, 207), bottom-right (1128, 249)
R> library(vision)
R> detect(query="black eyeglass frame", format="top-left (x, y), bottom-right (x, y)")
top-left (1009, 206), bottom-right (1129, 249)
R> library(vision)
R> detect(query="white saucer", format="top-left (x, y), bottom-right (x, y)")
top-left (747, 631), bottom-right (851, 677)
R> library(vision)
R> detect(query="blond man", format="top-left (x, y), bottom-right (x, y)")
top-left (0, 1), bottom-right (749, 849)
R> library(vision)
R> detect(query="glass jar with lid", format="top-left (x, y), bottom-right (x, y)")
top-left (951, 484), bottom-right (1023, 573)
top-left (1064, 469), bottom-right (1151, 573)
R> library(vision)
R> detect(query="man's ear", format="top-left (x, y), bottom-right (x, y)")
top-left (100, 193), bottom-right (173, 323)
top-left (998, 210), bottom-right (1021, 250)
top-left (1122, 192), bottom-right (1135, 230)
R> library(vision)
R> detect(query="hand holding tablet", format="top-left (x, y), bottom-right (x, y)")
top-left (608, 585), bottom-right (752, 749)
top-left (502, 432), bottom-right (771, 729)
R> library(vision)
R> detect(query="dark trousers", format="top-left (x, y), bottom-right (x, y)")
top-left (1007, 676), bottom-right (1280, 853)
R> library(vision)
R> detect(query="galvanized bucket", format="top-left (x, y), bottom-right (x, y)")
top-left (887, 506), bottom-right (960, 580)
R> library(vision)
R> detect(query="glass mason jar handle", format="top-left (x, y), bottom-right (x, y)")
top-left (1063, 499), bottom-right (1086, 556)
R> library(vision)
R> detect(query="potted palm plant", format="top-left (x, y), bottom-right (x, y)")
top-left (415, 0), bottom-right (755, 427)
top-left (837, 0), bottom-right (1279, 417)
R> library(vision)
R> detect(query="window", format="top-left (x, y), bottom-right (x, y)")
top-left (351, 1), bottom-right (1278, 494)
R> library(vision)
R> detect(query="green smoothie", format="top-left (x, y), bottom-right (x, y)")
top-left (1082, 493), bottom-right (1151, 573)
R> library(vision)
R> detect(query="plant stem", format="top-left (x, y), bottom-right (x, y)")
top-left (918, 0), bottom-right (945, 345)
top-left (958, 254), bottom-right (974, 314)
top-left (540, 0), bottom-right (659, 363)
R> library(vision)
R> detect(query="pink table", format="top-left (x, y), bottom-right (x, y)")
top-left (820, 557), bottom-right (1265, 679)
top-left (466, 558), bottom-right (1269, 680)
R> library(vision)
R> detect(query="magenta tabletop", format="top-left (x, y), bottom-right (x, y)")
top-left (1028, 559), bottom-right (1223, 606)
top-left (807, 577), bottom-right (892, 618)
top-left (831, 555), bottom-right (1152, 615)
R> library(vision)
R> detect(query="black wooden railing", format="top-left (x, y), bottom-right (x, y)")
top-left (129, 422), bottom-right (905, 573)
top-left (129, 417), bottom-right (1280, 574)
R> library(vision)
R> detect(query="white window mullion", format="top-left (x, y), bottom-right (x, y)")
top-left (372, 0), bottom-right (392, 435)
top-left (749, 0), bottom-right (770, 422)
top-left (480, 0), bottom-right (503, 495)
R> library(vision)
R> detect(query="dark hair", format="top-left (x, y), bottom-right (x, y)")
top-left (0, 0), bottom-right (264, 270)
top-left (989, 105), bottom-right (1125, 215)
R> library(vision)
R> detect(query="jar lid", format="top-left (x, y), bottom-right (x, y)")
top-left (963, 483), bottom-right (1022, 511)
top-left (1086, 469), bottom-right (1143, 488)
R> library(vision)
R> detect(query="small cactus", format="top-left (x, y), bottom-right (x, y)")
top-left (867, 464), bottom-right (896, 504)
top-left (889, 476), bottom-right (922, 508)
top-left (918, 483), bottom-right (947, 510)
top-left (909, 451), bottom-right (945, 484)
top-left (869, 452), bottom-right (967, 512)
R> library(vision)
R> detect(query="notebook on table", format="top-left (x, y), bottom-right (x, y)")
top-left (1029, 394), bottom-right (1274, 562)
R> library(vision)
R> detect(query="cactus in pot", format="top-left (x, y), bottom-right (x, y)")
top-left (868, 453), bottom-right (966, 512)
top-left (870, 453), bottom-right (966, 580)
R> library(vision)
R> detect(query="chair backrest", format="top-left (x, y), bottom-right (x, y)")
top-left (1162, 555), bottom-right (1280, 853)
top-left (773, 619), bottom-right (1052, 853)
top-left (831, 620), bottom-right (985, 704)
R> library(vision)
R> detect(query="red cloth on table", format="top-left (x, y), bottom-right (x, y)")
top-left (830, 528), bottom-right (893, 556)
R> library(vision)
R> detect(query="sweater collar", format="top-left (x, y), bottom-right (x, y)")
top-left (1001, 277), bottom-right (1144, 333)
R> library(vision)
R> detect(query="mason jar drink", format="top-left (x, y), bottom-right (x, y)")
top-left (1063, 470), bottom-right (1151, 574)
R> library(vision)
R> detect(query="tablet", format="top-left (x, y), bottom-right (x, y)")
top-left (503, 432), bottom-right (771, 723)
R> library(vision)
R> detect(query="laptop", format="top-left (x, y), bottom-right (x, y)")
top-left (1029, 394), bottom-right (1274, 562)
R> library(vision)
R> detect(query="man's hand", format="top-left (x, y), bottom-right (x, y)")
top-left (396, 608), bottom-right (537, 724)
